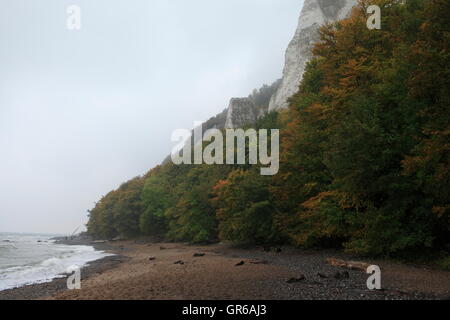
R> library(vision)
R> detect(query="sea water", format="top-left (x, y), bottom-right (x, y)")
top-left (0, 232), bottom-right (112, 291)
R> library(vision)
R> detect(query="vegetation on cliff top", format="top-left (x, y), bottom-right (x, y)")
top-left (86, 0), bottom-right (449, 258)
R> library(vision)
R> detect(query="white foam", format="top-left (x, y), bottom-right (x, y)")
top-left (0, 241), bottom-right (112, 291)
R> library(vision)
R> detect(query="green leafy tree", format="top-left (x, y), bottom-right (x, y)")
top-left (213, 168), bottom-right (280, 244)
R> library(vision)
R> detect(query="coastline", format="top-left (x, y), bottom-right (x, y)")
top-left (0, 239), bottom-right (127, 300)
top-left (1, 240), bottom-right (449, 300)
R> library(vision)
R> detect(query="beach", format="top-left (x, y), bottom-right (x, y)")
top-left (0, 240), bottom-right (449, 300)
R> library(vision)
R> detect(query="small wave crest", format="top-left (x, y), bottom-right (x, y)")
top-left (0, 244), bottom-right (112, 291)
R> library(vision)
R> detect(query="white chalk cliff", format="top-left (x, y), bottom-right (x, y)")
top-left (163, 0), bottom-right (358, 163)
top-left (268, 0), bottom-right (357, 111)
top-left (225, 98), bottom-right (267, 129)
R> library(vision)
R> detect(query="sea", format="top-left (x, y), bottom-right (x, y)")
top-left (0, 232), bottom-right (112, 291)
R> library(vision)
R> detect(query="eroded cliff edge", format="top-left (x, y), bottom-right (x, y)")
top-left (268, 0), bottom-right (357, 112)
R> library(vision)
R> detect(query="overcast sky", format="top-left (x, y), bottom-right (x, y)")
top-left (0, 0), bottom-right (304, 234)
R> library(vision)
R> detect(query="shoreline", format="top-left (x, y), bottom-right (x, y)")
top-left (0, 239), bottom-right (127, 300)
top-left (1, 240), bottom-right (449, 300)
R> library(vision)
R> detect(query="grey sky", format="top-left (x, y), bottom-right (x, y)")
top-left (0, 0), bottom-right (304, 234)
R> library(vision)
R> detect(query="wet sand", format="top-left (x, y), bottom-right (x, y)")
top-left (1, 241), bottom-right (449, 300)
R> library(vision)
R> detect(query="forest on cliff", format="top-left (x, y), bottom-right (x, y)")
top-left (86, 0), bottom-right (449, 262)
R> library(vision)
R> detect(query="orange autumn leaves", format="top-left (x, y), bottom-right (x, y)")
top-left (87, 0), bottom-right (448, 257)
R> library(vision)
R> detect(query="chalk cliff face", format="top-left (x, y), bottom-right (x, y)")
top-left (225, 98), bottom-right (267, 129)
top-left (268, 0), bottom-right (357, 111)
top-left (163, 0), bottom-right (357, 164)
top-left (222, 79), bottom-right (281, 129)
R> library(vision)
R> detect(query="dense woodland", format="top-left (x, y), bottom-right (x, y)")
top-left (87, 0), bottom-right (449, 263)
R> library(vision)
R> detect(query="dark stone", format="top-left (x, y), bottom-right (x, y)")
top-left (250, 260), bottom-right (269, 265)
top-left (235, 261), bottom-right (245, 267)
top-left (333, 271), bottom-right (350, 279)
top-left (287, 275), bottom-right (306, 283)
top-left (193, 253), bottom-right (205, 257)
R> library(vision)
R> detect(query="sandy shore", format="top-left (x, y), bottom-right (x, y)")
top-left (1, 241), bottom-right (449, 300)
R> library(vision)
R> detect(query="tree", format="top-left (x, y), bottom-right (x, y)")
top-left (213, 168), bottom-right (280, 244)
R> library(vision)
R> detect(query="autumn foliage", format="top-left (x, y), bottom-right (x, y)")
top-left (87, 0), bottom-right (448, 258)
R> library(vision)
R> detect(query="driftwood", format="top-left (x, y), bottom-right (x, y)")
top-left (326, 258), bottom-right (370, 271)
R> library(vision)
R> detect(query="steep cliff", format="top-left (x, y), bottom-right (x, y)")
top-left (225, 98), bottom-right (265, 129)
top-left (223, 79), bottom-right (281, 129)
top-left (163, 0), bottom-right (357, 164)
top-left (268, 0), bottom-right (357, 111)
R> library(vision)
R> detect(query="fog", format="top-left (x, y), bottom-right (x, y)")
top-left (0, 0), bottom-right (304, 234)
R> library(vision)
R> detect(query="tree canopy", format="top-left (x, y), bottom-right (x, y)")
top-left (86, 0), bottom-right (449, 260)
